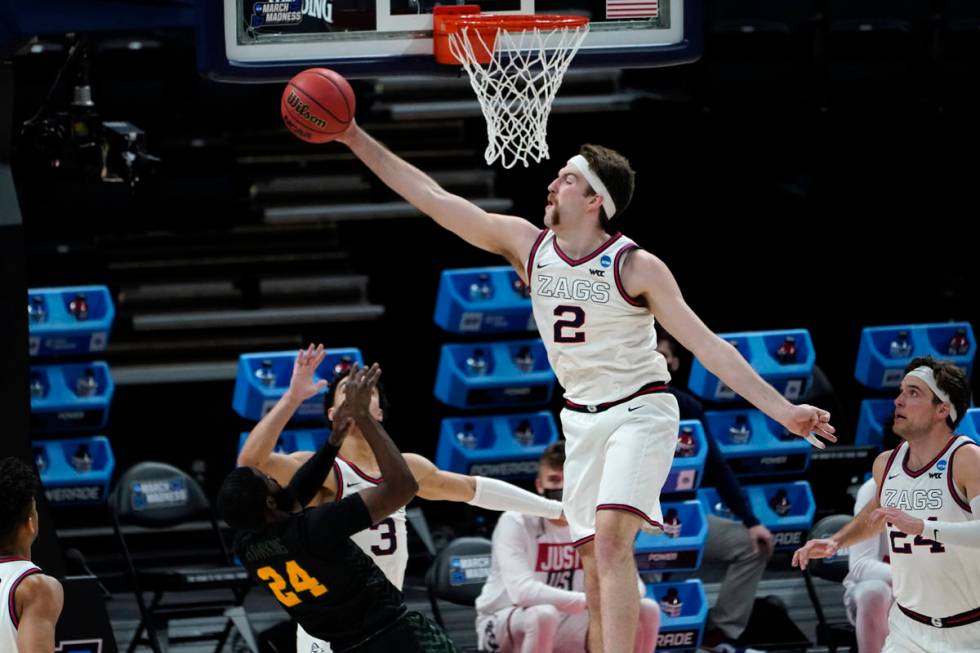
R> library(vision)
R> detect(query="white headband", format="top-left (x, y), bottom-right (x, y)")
top-left (905, 366), bottom-right (958, 422)
top-left (568, 155), bottom-right (617, 219)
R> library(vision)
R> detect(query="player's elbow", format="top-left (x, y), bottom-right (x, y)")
top-left (236, 450), bottom-right (259, 469)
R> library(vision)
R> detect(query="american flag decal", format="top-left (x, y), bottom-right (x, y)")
top-left (606, 0), bottom-right (658, 19)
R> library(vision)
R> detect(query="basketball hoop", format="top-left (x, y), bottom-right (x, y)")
top-left (434, 6), bottom-right (589, 169)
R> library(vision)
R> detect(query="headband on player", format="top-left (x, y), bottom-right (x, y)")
top-left (568, 155), bottom-right (617, 219)
top-left (905, 366), bottom-right (958, 422)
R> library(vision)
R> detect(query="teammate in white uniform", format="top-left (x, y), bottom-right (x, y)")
top-left (336, 122), bottom-right (836, 652)
top-left (0, 457), bottom-right (63, 653)
top-left (842, 478), bottom-right (892, 653)
top-left (475, 442), bottom-right (659, 653)
top-left (238, 345), bottom-right (564, 652)
top-left (794, 357), bottom-right (980, 653)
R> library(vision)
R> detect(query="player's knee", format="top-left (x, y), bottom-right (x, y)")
top-left (639, 598), bottom-right (661, 631)
top-left (594, 531), bottom-right (633, 567)
top-left (531, 604), bottom-right (561, 631)
top-left (858, 580), bottom-right (892, 616)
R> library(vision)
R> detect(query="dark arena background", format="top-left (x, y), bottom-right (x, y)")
top-left (1, 0), bottom-right (978, 651)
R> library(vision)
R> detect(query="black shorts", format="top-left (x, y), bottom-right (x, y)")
top-left (339, 611), bottom-right (456, 653)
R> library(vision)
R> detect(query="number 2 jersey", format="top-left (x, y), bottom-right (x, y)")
top-left (878, 435), bottom-right (980, 619)
top-left (234, 493), bottom-right (405, 650)
top-left (526, 230), bottom-right (670, 405)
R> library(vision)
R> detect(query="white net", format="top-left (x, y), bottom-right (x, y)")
top-left (447, 20), bottom-right (590, 169)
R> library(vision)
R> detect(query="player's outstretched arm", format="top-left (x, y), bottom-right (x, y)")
top-left (624, 250), bottom-right (836, 448)
top-left (403, 453), bottom-right (562, 518)
top-left (793, 450), bottom-right (892, 569)
top-left (238, 345), bottom-right (333, 493)
top-left (337, 122), bottom-right (539, 267)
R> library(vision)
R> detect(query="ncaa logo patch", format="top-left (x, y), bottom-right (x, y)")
top-left (600, 255), bottom-right (612, 268)
top-left (937, 460), bottom-right (948, 471)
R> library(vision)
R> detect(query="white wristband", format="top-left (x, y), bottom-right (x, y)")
top-left (467, 476), bottom-right (563, 520)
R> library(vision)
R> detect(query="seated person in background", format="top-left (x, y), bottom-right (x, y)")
top-left (657, 332), bottom-right (768, 653)
top-left (474, 442), bottom-right (660, 653)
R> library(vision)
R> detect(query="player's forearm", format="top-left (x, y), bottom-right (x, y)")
top-left (467, 477), bottom-right (563, 519)
top-left (356, 412), bottom-right (418, 503)
top-left (832, 515), bottom-right (881, 549)
top-left (238, 393), bottom-right (303, 467)
top-left (345, 127), bottom-right (454, 224)
top-left (509, 579), bottom-right (586, 612)
top-left (700, 338), bottom-right (793, 424)
top-left (287, 440), bottom-right (341, 506)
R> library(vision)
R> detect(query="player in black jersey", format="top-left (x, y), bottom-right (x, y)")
top-left (217, 363), bottom-right (456, 652)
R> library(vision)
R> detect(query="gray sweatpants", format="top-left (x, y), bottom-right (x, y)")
top-left (703, 514), bottom-right (768, 640)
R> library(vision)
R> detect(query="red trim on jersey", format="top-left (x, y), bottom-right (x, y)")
top-left (564, 381), bottom-right (669, 413)
top-left (525, 229), bottom-right (549, 288)
top-left (572, 534), bottom-right (595, 548)
top-left (338, 456), bottom-right (382, 484)
top-left (333, 461), bottom-right (344, 502)
top-left (898, 602), bottom-right (980, 628)
top-left (613, 244), bottom-right (644, 307)
top-left (947, 440), bottom-right (977, 512)
top-left (878, 446), bottom-right (903, 504)
top-left (595, 504), bottom-right (664, 532)
top-left (902, 436), bottom-right (957, 478)
top-left (0, 556), bottom-right (30, 564)
top-left (8, 568), bottom-right (41, 629)
top-left (552, 232), bottom-right (623, 267)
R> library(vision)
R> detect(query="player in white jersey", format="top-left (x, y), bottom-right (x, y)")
top-left (475, 442), bottom-right (660, 653)
top-left (336, 123), bottom-right (836, 652)
top-left (0, 457), bottom-right (63, 653)
top-left (238, 345), bottom-right (564, 653)
top-left (842, 477), bottom-right (892, 653)
top-left (793, 357), bottom-right (980, 653)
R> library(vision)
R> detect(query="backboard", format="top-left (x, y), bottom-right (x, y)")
top-left (197, 0), bottom-right (701, 81)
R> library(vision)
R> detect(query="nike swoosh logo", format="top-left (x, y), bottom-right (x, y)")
top-left (887, 474), bottom-right (900, 480)
top-left (346, 482), bottom-right (357, 488)
top-left (628, 406), bottom-right (642, 412)
top-left (537, 262), bottom-right (551, 268)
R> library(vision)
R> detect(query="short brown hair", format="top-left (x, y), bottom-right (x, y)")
top-left (579, 144), bottom-right (635, 233)
top-left (539, 441), bottom-right (565, 469)
top-left (904, 356), bottom-right (971, 429)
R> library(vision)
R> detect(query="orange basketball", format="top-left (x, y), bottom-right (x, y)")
top-left (281, 68), bottom-right (356, 144)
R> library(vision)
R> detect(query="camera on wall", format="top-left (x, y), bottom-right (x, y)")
top-left (19, 40), bottom-right (159, 189)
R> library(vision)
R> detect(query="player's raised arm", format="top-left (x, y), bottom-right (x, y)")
top-left (336, 122), bottom-right (539, 267)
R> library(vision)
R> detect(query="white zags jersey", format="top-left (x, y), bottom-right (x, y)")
top-left (878, 436), bottom-right (980, 618)
top-left (475, 512), bottom-right (584, 617)
top-left (0, 558), bottom-right (41, 653)
top-left (333, 457), bottom-right (408, 590)
top-left (527, 230), bottom-right (670, 405)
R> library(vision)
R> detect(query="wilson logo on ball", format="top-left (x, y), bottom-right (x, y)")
top-left (285, 91), bottom-right (327, 129)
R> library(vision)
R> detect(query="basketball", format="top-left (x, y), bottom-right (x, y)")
top-left (281, 68), bottom-right (356, 144)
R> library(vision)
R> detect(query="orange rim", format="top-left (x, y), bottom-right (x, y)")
top-left (443, 14), bottom-right (589, 34)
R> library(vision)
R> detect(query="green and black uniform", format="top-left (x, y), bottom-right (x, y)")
top-left (235, 442), bottom-right (455, 652)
